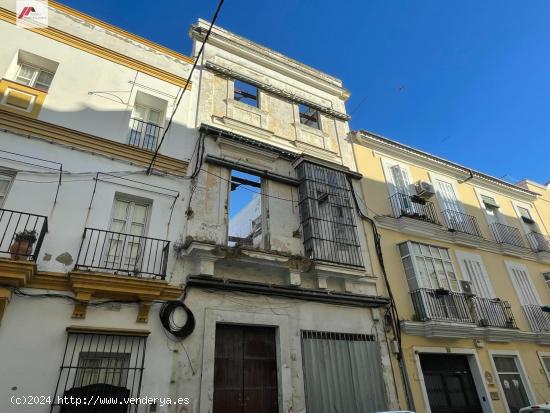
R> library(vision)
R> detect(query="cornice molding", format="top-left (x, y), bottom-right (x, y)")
top-left (192, 24), bottom-right (349, 100)
top-left (0, 262), bottom-right (182, 325)
top-left (48, 1), bottom-right (194, 64)
top-left (206, 62), bottom-right (350, 120)
top-left (354, 131), bottom-right (538, 202)
top-left (0, 7), bottom-right (192, 89)
top-left (402, 320), bottom-right (550, 345)
top-left (374, 215), bottom-right (550, 265)
top-left (0, 109), bottom-right (188, 176)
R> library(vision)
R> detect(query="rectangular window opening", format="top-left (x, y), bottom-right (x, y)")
top-left (234, 79), bottom-right (258, 107)
top-left (298, 104), bottom-right (320, 129)
top-left (518, 206), bottom-right (536, 225)
top-left (12, 51), bottom-right (59, 91)
top-left (228, 170), bottom-right (262, 248)
top-left (50, 331), bottom-right (147, 412)
top-left (128, 92), bottom-right (167, 151)
top-left (0, 172), bottom-right (15, 207)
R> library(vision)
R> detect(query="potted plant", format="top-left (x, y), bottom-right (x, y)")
top-left (9, 229), bottom-right (37, 260)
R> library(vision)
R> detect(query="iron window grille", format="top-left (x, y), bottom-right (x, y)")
top-left (128, 118), bottom-right (163, 151)
top-left (297, 162), bottom-right (363, 267)
top-left (50, 328), bottom-right (147, 413)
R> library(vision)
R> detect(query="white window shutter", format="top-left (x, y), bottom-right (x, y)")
top-left (434, 179), bottom-right (463, 213)
top-left (456, 251), bottom-right (494, 298)
top-left (506, 261), bottom-right (540, 305)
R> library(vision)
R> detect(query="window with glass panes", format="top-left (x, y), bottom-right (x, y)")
top-left (106, 196), bottom-right (150, 268)
top-left (0, 173), bottom-right (14, 207)
top-left (540, 355), bottom-right (550, 383)
top-left (75, 352), bottom-right (130, 387)
top-left (15, 63), bottom-right (54, 91)
top-left (399, 241), bottom-right (460, 292)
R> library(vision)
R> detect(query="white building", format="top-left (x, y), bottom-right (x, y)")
top-left (0, 2), bottom-right (398, 412)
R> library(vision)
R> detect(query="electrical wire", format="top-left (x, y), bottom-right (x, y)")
top-left (147, 0), bottom-right (226, 174)
top-left (159, 300), bottom-right (196, 339)
top-left (347, 176), bottom-right (414, 411)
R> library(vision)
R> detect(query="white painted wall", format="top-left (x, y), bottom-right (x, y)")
top-left (0, 294), bottom-right (176, 413)
top-left (0, 16), bottom-right (199, 162)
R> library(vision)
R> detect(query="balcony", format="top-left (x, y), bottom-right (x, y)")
top-left (522, 304), bottom-right (550, 332)
top-left (128, 118), bottom-right (162, 151)
top-left (411, 289), bottom-right (518, 329)
top-left (0, 208), bottom-right (48, 261)
top-left (389, 193), bottom-right (439, 225)
top-left (527, 232), bottom-right (550, 253)
top-left (471, 297), bottom-right (517, 329)
top-left (442, 209), bottom-right (482, 237)
top-left (490, 222), bottom-right (525, 248)
top-left (75, 228), bottom-right (170, 279)
top-left (410, 288), bottom-right (473, 323)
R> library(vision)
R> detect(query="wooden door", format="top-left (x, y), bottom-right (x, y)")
top-left (213, 324), bottom-right (278, 413)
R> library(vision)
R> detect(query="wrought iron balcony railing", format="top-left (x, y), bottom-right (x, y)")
top-left (128, 118), bottom-right (163, 151)
top-left (527, 232), bottom-right (550, 253)
top-left (75, 228), bottom-right (170, 279)
top-left (471, 297), bottom-right (517, 329)
top-left (410, 288), bottom-right (474, 323)
top-left (522, 304), bottom-right (550, 332)
top-left (411, 289), bottom-right (518, 329)
top-left (0, 208), bottom-right (48, 261)
top-left (490, 222), bottom-right (525, 248)
top-left (389, 193), bottom-right (440, 225)
top-left (442, 209), bottom-right (482, 237)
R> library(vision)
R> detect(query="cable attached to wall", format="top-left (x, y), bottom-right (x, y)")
top-left (159, 300), bottom-right (196, 340)
top-left (146, 0), bottom-right (226, 174)
top-left (347, 176), bottom-right (415, 411)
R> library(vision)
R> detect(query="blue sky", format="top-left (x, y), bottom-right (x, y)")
top-left (64, 0), bottom-right (550, 184)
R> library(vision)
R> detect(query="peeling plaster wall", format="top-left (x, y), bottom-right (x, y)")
top-left (169, 288), bottom-right (398, 413)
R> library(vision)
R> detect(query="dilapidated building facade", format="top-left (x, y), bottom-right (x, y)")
top-left (0, 2), bottom-right (397, 413)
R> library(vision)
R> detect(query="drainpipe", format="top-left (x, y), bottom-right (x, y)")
top-left (458, 169), bottom-right (474, 184)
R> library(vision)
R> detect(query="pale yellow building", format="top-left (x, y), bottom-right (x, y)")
top-left (352, 130), bottom-right (550, 413)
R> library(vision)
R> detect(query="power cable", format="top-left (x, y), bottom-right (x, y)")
top-left (147, 0), bottom-right (226, 174)
top-left (347, 176), bottom-right (414, 411)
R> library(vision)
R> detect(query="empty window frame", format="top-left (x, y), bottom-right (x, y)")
top-left (233, 79), bottom-right (258, 107)
top-left (399, 241), bottom-right (460, 292)
top-left (14, 63), bottom-right (54, 91)
top-left (50, 329), bottom-right (147, 413)
top-left (297, 162), bottom-right (363, 267)
top-left (298, 104), bottom-right (320, 129)
top-left (228, 171), bottom-right (263, 248)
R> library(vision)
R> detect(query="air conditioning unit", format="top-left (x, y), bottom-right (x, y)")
top-left (415, 181), bottom-right (435, 199)
top-left (460, 280), bottom-right (474, 296)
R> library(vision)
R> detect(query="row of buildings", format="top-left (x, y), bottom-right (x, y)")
top-left (0, 1), bottom-right (549, 412)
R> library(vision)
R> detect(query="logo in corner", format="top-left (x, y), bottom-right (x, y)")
top-left (16, 0), bottom-right (48, 29)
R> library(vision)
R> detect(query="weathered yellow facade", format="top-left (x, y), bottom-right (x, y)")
top-left (353, 130), bottom-right (550, 413)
